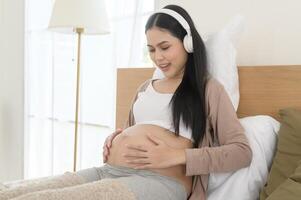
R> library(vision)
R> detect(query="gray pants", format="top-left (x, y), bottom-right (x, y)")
top-left (76, 164), bottom-right (187, 200)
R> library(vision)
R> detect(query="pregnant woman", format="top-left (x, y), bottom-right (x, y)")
top-left (0, 4), bottom-right (252, 200)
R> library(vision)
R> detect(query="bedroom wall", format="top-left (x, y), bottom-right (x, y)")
top-left (156, 0), bottom-right (301, 65)
top-left (0, 0), bottom-right (25, 181)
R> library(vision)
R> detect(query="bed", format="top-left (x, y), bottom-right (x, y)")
top-left (115, 65), bottom-right (301, 200)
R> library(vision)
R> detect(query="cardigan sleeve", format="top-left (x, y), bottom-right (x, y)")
top-left (185, 80), bottom-right (252, 176)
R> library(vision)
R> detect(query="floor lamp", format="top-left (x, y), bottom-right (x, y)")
top-left (48, 0), bottom-right (110, 172)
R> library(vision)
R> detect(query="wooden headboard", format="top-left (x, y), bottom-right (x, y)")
top-left (116, 65), bottom-right (301, 129)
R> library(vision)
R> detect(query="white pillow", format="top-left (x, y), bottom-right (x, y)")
top-left (207, 115), bottom-right (280, 200)
top-left (152, 15), bottom-right (245, 111)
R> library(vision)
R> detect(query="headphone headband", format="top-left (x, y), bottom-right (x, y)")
top-left (154, 8), bottom-right (191, 36)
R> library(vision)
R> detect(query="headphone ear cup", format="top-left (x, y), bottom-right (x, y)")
top-left (183, 35), bottom-right (193, 53)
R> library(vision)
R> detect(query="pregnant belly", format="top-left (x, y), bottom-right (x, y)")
top-left (106, 124), bottom-right (193, 195)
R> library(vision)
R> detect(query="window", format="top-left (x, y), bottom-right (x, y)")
top-left (25, 0), bottom-right (154, 178)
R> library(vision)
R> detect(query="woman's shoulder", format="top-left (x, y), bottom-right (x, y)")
top-left (205, 76), bottom-right (225, 95)
top-left (136, 79), bottom-right (152, 93)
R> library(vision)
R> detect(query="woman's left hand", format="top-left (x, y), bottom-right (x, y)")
top-left (123, 134), bottom-right (186, 169)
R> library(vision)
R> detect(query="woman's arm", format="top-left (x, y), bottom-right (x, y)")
top-left (185, 80), bottom-right (252, 176)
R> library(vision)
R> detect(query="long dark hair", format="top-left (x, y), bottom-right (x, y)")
top-left (145, 5), bottom-right (208, 147)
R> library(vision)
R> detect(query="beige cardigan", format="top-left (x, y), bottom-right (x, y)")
top-left (124, 78), bottom-right (252, 200)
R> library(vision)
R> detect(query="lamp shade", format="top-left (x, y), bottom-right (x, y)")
top-left (48, 0), bottom-right (110, 34)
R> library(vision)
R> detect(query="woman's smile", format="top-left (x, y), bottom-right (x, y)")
top-left (159, 63), bottom-right (171, 72)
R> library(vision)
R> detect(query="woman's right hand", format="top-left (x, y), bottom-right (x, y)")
top-left (102, 128), bottom-right (123, 163)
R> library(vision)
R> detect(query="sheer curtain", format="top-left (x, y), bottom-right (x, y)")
top-left (24, 0), bottom-right (154, 179)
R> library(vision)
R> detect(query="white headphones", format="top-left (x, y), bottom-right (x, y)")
top-left (153, 8), bottom-right (194, 53)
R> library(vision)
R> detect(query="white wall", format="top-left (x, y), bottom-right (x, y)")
top-left (0, 0), bottom-right (24, 181)
top-left (156, 0), bottom-right (301, 65)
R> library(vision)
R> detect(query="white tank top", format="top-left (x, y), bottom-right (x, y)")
top-left (133, 79), bottom-right (193, 141)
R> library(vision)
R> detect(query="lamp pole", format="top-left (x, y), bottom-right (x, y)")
top-left (73, 27), bottom-right (84, 172)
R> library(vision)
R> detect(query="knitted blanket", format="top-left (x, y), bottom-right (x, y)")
top-left (0, 174), bottom-right (136, 200)
top-left (0, 172), bottom-right (85, 200)
top-left (12, 179), bottom-right (136, 200)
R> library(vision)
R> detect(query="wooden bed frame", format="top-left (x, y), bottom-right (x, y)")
top-left (116, 65), bottom-right (301, 129)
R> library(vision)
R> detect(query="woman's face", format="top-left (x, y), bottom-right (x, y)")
top-left (146, 27), bottom-right (188, 80)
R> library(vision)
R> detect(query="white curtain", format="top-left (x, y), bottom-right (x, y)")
top-left (24, 0), bottom-right (154, 179)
